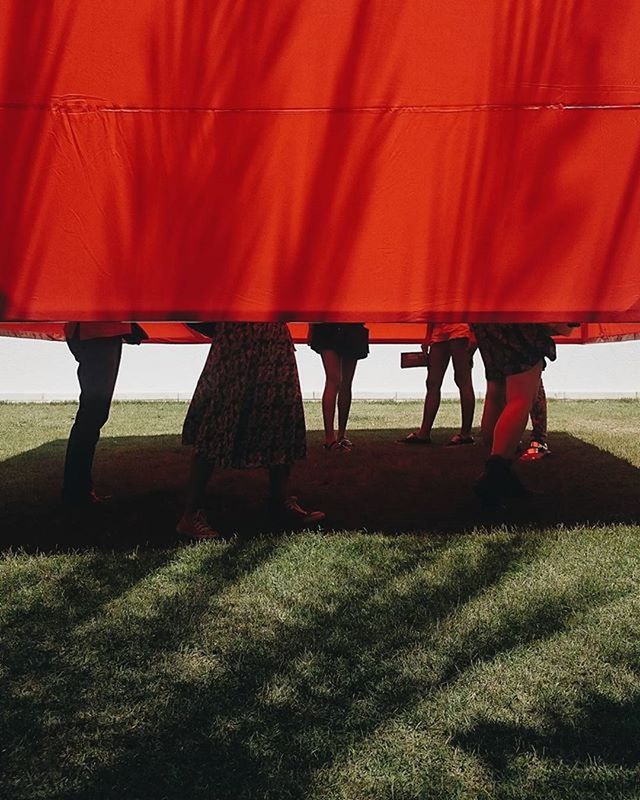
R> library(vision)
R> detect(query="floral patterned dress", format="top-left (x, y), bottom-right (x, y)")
top-left (471, 323), bottom-right (556, 381)
top-left (182, 323), bottom-right (306, 468)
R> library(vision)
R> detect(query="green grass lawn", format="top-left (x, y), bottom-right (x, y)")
top-left (1, 400), bottom-right (640, 799)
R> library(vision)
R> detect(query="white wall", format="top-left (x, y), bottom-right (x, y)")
top-left (1, 338), bottom-right (639, 401)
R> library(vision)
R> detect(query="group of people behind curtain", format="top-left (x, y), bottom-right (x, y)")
top-left (62, 320), bottom-right (576, 538)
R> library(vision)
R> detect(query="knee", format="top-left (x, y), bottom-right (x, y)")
top-left (323, 376), bottom-right (340, 393)
top-left (76, 394), bottom-right (112, 431)
top-left (453, 371), bottom-right (472, 391)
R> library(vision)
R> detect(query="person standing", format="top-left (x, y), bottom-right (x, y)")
top-left (178, 322), bottom-right (324, 539)
top-left (308, 323), bottom-right (369, 451)
top-left (62, 322), bottom-right (141, 505)
top-left (401, 323), bottom-right (475, 446)
top-left (471, 323), bottom-right (575, 506)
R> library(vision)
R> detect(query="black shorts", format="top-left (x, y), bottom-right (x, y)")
top-left (308, 323), bottom-right (370, 360)
top-left (472, 324), bottom-right (556, 382)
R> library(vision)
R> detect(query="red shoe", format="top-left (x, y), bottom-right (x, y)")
top-left (273, 496), bottom-right (325, 528)
top-left (520, 441), bottom-right (551, 461)
top-left (176, 510), bottom-right (221, 541)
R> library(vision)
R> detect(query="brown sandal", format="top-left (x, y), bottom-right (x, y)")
top-left (446, 434), bottom-right (475, 446)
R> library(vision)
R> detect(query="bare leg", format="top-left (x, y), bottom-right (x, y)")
top-left (320, 350), bottom-right (341, 445)
top-left (337, 357), bottom-right (358, 440)
top-left (417, 342), bottom-right (450, 440)
top-left (480, 380), bottom-right (506, 449)
top-left (492, 363), bottom-right (544, 459)
top-left (450, 339), bottom-right (475, 437)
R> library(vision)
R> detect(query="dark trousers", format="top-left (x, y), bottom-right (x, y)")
top-left (62, 335), bottom-right (122, 501)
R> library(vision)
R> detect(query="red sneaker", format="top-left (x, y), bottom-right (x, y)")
top-left (176, 510), bottom-right (221, 541)
top-left (275, 496), bottom-right (325, 527)
top-left (520, 441), bottom-right (551, 461)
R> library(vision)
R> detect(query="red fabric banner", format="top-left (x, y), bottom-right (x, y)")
top-left (2, 2), bottom-right (640, 323)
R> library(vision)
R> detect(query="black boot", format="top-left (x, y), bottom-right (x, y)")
top-left (474, 455), bottom-right (529, 507)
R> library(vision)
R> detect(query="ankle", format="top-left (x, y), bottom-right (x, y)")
top-left (486, 454), bottom-right (513, 470)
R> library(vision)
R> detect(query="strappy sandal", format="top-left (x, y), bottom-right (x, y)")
top-left (398, 432), bottom-right (432, 445)
top-left (446, 434), bottom-right (475, 446)
top-left (323, 441), bottom-right (342, 451)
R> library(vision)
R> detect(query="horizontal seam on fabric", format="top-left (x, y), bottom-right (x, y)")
top-left (2, 102), bottom-right (640, 114)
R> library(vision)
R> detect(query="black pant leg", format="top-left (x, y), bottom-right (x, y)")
top-left (62, 336), bottom-right (122, 501)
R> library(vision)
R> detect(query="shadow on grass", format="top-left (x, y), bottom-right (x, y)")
top-left (0, 539), bottom-right (285, 796)
top-left (1, 429), bottom-right (639, 551)
top-left (2, 525), bottom-right (637, 799)
top-left (2, 423), bottom-right (639, 796)
top-left (454, 694), bottom-right (640, 774)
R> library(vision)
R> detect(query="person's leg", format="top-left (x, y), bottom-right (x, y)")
top-left (184, 453), bottom-right (215, 514)
top-left (62, 335), bottom-right (122, 503)
top-left (320, 350), bottom-right (341, 447)
top-left (480, 379), bottom-right (506, 450)
top-left (416, 342), bottom-right (450, 440)
top-left (492, 363), bottom-right (543, 460)
top-left (529, 378), bottom-right (548, 444)
top-left (177, 452), bottom-right (220, 539)
top-left (475, 364), bottom-right (543, 505)
top-left (519, 377), bottom-right (551, 460)
top-left (268, 463), bottom-right (292, 506)
top-left (450, 338), bottom-right (475, 438)
top-left (268, 463), bottom-right (325, 525)
top-left (337, 357), bottom-right (358, 442)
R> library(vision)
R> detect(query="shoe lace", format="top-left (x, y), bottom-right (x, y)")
top-left (193, 510), bottom-right (216, 537)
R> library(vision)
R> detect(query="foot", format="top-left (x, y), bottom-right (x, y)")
top-left (520, 440), bottom-right (551, 461)
top-left (398, 432), bottom-right (432, 445)
top-left (272, 496), bottom-right (325, 527)
top-left (323, 440), bottom-right (342, 451)
top-left (176, 510), bottom-right (221, 541)
top-left (62, 489), bottom-right (110, 507)
top-left (446, 434), bottom-right (475, 446)
top-left (473, 472), bottom-right (504, 509)
top-left (474, 455), bottom-right (530, 506)
top-left (337, 437), bottom-right (353, 450)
